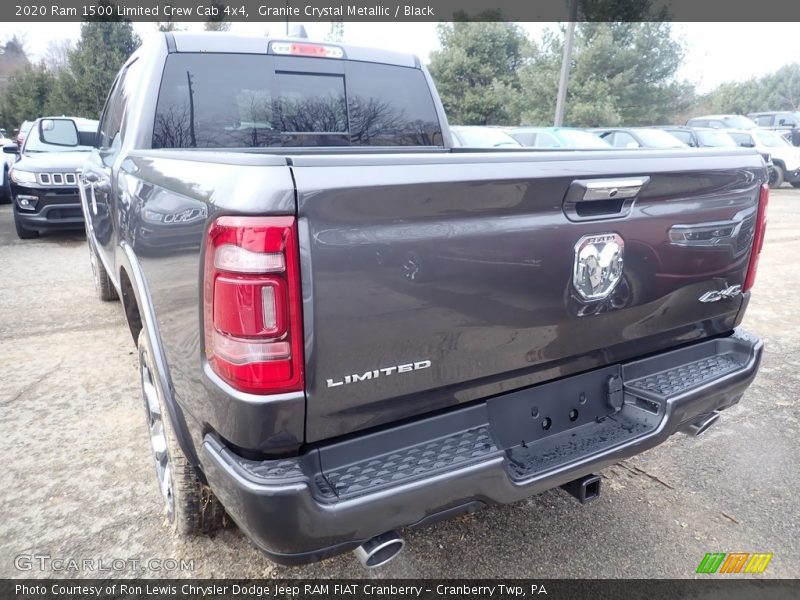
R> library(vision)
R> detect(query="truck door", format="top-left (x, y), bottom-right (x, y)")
top-left (83, 57), bottom-right (141, 273)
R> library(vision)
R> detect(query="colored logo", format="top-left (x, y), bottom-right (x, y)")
top-left (696, 552), bottom-right (773, 574)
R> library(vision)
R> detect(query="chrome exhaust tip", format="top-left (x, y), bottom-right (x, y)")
top-left (353, 531), bottom-right (405, 568)
top-left (680, 411), bottom-right (720, 437)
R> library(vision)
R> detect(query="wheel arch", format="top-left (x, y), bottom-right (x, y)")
top-left (119, 268), bottom-right (143, 344)
top-left (117, 242), bottom-right (203, 471)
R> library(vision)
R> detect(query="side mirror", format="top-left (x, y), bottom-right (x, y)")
top-left (39, 118), bottom-right (79, 147)
top-left (3, 144), bottom-right (19, 154)
top-left (740, 141), bottom-right (755, 148)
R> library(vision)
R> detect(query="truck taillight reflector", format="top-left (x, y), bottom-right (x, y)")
top-left (743, 183), bottom-right (769, 292)
top-left (204, 216), bottom-right (304, 394)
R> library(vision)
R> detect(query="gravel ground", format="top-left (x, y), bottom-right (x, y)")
top-left (0, 189), bottom-right (798, 579)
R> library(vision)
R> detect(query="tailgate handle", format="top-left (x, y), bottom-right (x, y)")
top-left (582, 178), bottom-right (646, 201)
top-left (563, 176), bottom-right (649, 222)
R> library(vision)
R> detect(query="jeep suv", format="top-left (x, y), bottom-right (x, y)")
top-left (747, 111), bottom-right (800, 146)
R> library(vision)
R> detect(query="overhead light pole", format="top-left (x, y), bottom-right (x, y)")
top-left (554, 0), bottom-right (579, 126)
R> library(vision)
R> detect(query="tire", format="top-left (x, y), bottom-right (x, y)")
top-left (138, 330), bottom-right (227, 535)
top-left (13, 207), bottom-right (38, 239)
top-left (88, 241), bottom-right (118, 301)
top-left (768, 165), bottom-right (785, 189)
top-left (0, 168), bottom-right (10, 205)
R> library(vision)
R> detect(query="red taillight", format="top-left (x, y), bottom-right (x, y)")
top-left (743, 183), bottom-right (769, 292)
top-left (204, 216), bottom-right (304, 394)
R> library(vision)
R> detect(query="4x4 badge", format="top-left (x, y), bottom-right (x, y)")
top-left (573, 233), bottom-right (624, 301)
top-left (699, 285), bottom-right (742, 303)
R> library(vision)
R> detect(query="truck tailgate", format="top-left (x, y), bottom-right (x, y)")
top-left (292, 149), bottom-right (765, 442)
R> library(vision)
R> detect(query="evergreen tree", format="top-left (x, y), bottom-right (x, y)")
top-left (518, 23), bottom-right (692, 127)
top-left (0, 63), bottom-right (55, 129)
top-left (428, 19), bottom-right (528, 125)
top-left (50, 21), bottom-right (140, 119)
top-left (704, 64), bottom-right (800, 114)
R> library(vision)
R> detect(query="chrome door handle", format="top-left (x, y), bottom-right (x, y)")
top-left (563, 176), bottom-right (650, 222)
top-left (581, 178), bottom-right (648, 201)
top-left (84, 171), bottom-right (110, 193)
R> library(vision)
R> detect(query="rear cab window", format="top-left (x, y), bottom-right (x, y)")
top-left (152, 53), bottom-right (443, 149)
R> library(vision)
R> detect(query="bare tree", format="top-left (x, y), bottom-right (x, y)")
top-left (204, 2), bottom-right (231, 32)
top-left (156, 19), bottom-right (184, 32)
top-left (326, 21), bottom-right (344, 42)
top-left (0, 35), bottom-right (30, 95)
top-left (44, 39), bottom-right (73, 72)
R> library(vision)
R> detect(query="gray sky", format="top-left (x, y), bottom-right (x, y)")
top-left (4, 21), bottom-right (799, 93)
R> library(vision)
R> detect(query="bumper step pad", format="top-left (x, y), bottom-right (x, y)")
top-left (323, 426), bottom-right (498, 500)
top-left (625, 351), bottom-right (748, 401)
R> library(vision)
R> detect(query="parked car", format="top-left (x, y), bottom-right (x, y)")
top-left (0, 133), bottom-right (14, 204)
top-left (724, 127), bottom-right (800, 188)
top-left (656, 126), bottom-right (737, 148)
top-left (15, 120), bottom-right (34, 147)
top-left (656, 125), bottom-right (775, 173)
top-left (4, 116), bottom-right (98, 238)
top-left (592, 127), bottom-right (688, 149)
top-left (685, 114), bottom-right (758, 130)
top-left (81, 32), bottom-right (764, 568)
top-left (747, 111), bottom-right (800, 147)
top-left (508, 127), bottom-right (611, 149)
top-left (450, 126), bottom-right (521, 148)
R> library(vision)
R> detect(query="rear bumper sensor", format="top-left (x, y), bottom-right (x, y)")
top-left (201, 327), bottom-right (762, 565)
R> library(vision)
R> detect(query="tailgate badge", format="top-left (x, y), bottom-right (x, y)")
top-left (699, 284), bottom-right (742, 303)
top-left (573, 233), bottom-right (624, 301)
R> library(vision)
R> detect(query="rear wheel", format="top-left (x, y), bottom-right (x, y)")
top-left (138, 330), bottom-right (227, 535)
top-left (88, 241), bottom-right (118, 301)
top-left (768, 165), bottom-right (785, 189)
top-left (13, 206), bottom-right (37, 239)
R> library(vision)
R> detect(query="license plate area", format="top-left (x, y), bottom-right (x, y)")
top-left (486, 365), bottom-right (621, 448)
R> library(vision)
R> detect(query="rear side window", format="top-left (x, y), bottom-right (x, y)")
top-left (534, 132), bottom-right (558, 148)
top-left (668, 130), bottom-right (693, 145)
top-left (152, 53), bottom-right (443, 148)
top-left (728, 132), bottom-right (753, 146)
top-left (510, 132), bottom-right (536, 146)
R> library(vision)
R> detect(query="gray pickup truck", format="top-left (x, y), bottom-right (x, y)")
top-left (76, 32), bottom-right (766, 567)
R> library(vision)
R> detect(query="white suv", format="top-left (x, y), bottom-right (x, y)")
top-left (725, 128), bottom-right (800, 188)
